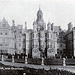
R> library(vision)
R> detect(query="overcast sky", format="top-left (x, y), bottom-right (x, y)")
top-left (0, 0), bottom-right (75, 30)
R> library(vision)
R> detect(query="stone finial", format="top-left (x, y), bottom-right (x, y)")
top-left (12, 20), bottom-right (15, 26)
top-left (25, 22), bottom-right (27, 29)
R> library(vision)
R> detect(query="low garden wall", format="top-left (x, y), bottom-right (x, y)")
top-left (28, 58), bottom-right (42, 65)
top-left (27, 58), bottom-right (75, 65)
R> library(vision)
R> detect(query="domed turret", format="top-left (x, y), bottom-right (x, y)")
top-left (37, 7), bottom-right (43, 22)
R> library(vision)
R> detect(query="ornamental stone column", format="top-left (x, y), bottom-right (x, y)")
top-left (2, 55), bottom-right (4, 62)
top-left (63, 58), bottom-right (66, 66)
top-left (18, 55), bottom-right (19, 59)
top-left (23, 73), bottom-right (26, 75)
top-left (12, 54), bottom-right (14, 63)
top-left (66, 56), bottom-right (67, 59)
top-left (72, 56), bottom-right (73, 59)
top-left (25, 56), bottom-right (27, 64)
top-left (41, 57), bottom-right (44, 66)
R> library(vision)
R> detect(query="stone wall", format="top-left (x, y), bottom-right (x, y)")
top-left (28, 58), bottom-right (75, 65)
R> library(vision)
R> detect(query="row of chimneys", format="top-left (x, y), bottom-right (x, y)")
top-left (68, 22), bottom-right (73, 31)
top-left (12, 20), bottom-right (27, 29)
top-left (12, 20), bottom-right (73, 31)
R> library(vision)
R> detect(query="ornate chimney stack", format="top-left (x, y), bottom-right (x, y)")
top-left (68, 22), bottom-right (73, 31)
top-left (51, 23), bottom-right (54, 31)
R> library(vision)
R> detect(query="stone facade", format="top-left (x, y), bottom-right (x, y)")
top-left (25, 8), bottom-right (58, 58)
top-left (0, 8), bottom-right (68, 59)
top-left (64, 22), bottom-right (75, 58)
top-left (47, 23), bottom-right (57, 58)
top-left (57, 30), bottom-right (66, 57)
top-left (65, 22), bottom-right (74, 58)
top-left (0, 18), bottom-right (15, 54)
top-left (0, 18), bottom-right (25, 55)
top-left (12, 20), bottom-right (25, 54)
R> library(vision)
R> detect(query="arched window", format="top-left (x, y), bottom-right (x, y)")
top-left (40, 15), bottom-right (41, 19)
top-left (5, 33), bottom-right (7, 35)
top-left (50, 42), bottom-right (52, 48)
top-left (1, 33), bottom-right (2, 35)
top-left (19, 43), bottom-right (21, 47)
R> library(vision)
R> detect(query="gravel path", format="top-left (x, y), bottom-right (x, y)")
top-left (0, 61), bottom-right (75, 73)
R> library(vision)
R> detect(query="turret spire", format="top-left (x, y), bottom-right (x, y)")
top-left (37, 5), bottom-right (43, 22)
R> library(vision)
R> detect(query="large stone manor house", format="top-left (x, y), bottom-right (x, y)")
top-left (0, 8), bottom-right (75, 58)
top-left (0, 18), bottom-right (25, 55)
top-left (25, 8), bottom-right (58, 58)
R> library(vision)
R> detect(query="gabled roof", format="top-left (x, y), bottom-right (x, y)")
top-left (0, 18), bottom-right (10, 29)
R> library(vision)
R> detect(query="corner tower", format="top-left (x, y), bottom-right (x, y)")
top-left (32, 8), bottom-right (46, 58)
top-left (36, 8), bottom-right (46, 31)
top-left (36, 7), bottom-right (43, 22)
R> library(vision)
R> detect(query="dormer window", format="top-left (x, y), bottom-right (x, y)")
top-left (0, 44), bottom-right (2, 46)
top-left (20, 31), bottom-right (22, 33)
top-left (19, 43), bottom-right (21, 47)
top-left (1, 33), bottom-right (2, 35)
top-left (14, 30), bottom-right (16, 33)
top-left (5, 33), bottom-right (7, 35)
top-left (3, 24), bottom-right (6, 27)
